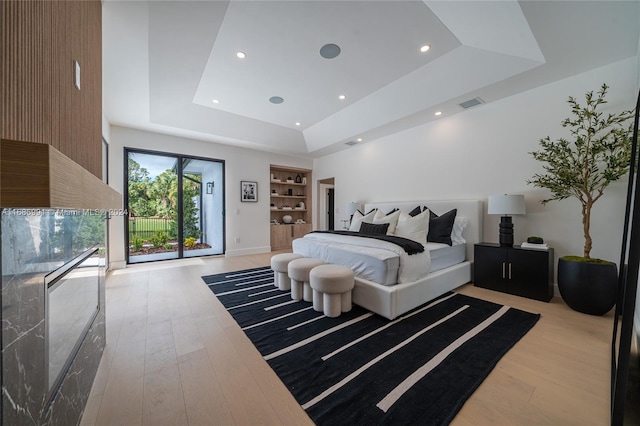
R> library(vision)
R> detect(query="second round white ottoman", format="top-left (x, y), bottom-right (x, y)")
top-left (288, 258), bottom-right (325, 301)
top-left (309, 264), bottom-right (355, 318)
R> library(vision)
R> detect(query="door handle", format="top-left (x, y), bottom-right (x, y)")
top-left (502, 262), bottom-right (505, 279)
top-left (508, 263), bottom-right (512, 280)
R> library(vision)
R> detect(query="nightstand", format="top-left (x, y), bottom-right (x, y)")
top-left (473, 243), bottom-right (554, 302)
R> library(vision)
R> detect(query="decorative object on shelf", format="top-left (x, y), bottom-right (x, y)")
top-left (295, 174), bottom-right (302, 183)
top-left (288, 188), bottom-right (293, 196)
top-left (302, 177), bottom-right (307, 184)
top-left (271, 173), bottom-right (275, 180)
top-left (522, 236), bottom-right (548, 250)
top-left (282, 215), bottom-right (293, 224)
top-left (487, 194), bottom-right (525, 247)
top-left (527, 84), bottom-right (633, 315)
top-left (241, 180), bottom-right (258, 202)
top-left (287, 177), bottom-right (294, 183)
top-left (295, 219), bottom-right (306, 224)
top-left (297, 192), bottom-right (303, 196)
top-left (345, 202), bottom-right (362, 226)
top-left (206, 182), bottom-right (214, 194)
top-left (298, 201), bottom-right (305, 209)
top-left (271, 189), bottom-right (277, 195)
top-left (270, 219), bottom-right (279, 225)
top-left (526, 236), bottom-right (544, 244)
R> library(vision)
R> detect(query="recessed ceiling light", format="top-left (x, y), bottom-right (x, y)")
top-left (356, 138), bottom-right (362, 142)
top-left (295, 122), bottom-right (301, 126)
top-left (420, 45), bottom-right (431, 53)
top-left (434, 111), bottom-right (442, 116)
top-left (338, 94), bottom-right (346, 100)
top-left (320, 43), bottom-right (341, 59)
top-left (269, 96), bottom-right (284, 104)
top-left (212, 99), bottom-right (220, 104)
top-left (236, 51), bottom-right (246, 59)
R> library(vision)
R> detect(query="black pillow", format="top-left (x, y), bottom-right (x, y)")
top-left (426, 208), bottom-right (457, 245)
top-left (408, 206), bottom-right (422, 217)
top-left (359, 222), bottom-right (390, 236)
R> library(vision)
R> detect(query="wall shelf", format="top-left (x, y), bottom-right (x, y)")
top-left (270, 165), bottom-right (312, 250)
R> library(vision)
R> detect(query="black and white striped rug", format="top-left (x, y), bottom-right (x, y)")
top-left (202, 266), bottom-right (540, 425)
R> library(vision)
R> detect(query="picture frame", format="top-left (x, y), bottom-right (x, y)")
top-left (241, 181), bottom-right (258, 202)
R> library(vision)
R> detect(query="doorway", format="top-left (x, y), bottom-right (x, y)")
top-left (125, 148), bottom-right (225, 263)
top-left (318, 178), bottom-right (335, 231)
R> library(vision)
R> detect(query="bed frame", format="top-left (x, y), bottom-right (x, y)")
top-left (351, 199), bottom-right (483, 320)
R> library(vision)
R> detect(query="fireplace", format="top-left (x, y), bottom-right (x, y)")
top-left (46, 245), bottom-right (102, 395)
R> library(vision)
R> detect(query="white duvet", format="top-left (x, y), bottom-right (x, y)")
top-left (292, 233), bottom-right (431, 285)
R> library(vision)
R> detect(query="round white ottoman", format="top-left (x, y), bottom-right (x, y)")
top-left (310, 264), bottom-right (355, 318)
top-left (270, 253), bottom-right (304, 291)
top-left (288, 258), bottom-right (325, 301)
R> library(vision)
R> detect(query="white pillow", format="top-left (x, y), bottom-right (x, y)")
top-left (373, 209), bottom-right (401, 235)
top-left (349, 209), bottom-right (377, 232)
top-left (395, 209), bottom-right (430, 244)
top-left (451, 215), bottom-right (469, 245)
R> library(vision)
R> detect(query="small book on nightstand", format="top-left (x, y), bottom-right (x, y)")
top-left (520, 242), bottom-right (549, 250)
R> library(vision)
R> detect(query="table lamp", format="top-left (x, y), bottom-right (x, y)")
top-left (487, 194), bottom-right (526, 247)
top-left (345, 202), bottom-right (362, 227)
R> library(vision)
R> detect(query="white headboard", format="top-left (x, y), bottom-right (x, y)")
top-left (364, 199), bottom-right (484, 261)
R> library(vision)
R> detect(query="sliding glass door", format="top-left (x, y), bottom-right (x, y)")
top-left (125, 149), bottom-right (225, 264)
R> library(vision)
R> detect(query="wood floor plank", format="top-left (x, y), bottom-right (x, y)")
top-left (177, 348), bottom-right (235, 425)
top-left (142, 364), bottom-right (189, 426)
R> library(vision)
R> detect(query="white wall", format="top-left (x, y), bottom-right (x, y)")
top-left (107, 126), bottom-right (312, 268)
top-left (313, 58), bottom-right (638, 285)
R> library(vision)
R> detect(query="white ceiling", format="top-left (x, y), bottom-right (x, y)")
top-left (102, 0), bottom-right (640, 158)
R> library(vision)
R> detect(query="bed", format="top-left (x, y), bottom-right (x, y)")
top-left (292, 199), bottom-right (483, 319)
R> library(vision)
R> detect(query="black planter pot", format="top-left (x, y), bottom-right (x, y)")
top-left (557, 257), bottom-right (617, 315)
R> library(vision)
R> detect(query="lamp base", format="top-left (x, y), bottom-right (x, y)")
top-left (499, 216), bottom-right (514, 247)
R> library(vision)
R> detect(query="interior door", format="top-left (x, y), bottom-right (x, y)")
top-left (328, 188), bottom-right (335, 230)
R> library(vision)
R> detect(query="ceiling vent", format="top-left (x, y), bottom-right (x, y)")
top-left (459, 97), bottom-right (484, 109)
top-left (345, 140), bottom-right (358, 146)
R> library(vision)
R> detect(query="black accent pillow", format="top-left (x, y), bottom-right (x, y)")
top-left (359, 222), bottom-right (390, 235)
top-left (408, 206), bottom-right (422, 217)
top-left (427, 208), bottom-right (457, 245)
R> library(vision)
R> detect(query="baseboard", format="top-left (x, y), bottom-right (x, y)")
top-left (225, 246), bottom-right (271, 257)
top-left (109, 260), bottom-right (127, 270)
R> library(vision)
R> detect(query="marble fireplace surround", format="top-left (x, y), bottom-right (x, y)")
top-left (1, 140), bottom-right (122, 425)
top-left (1, 210), bottom-right (107, 425)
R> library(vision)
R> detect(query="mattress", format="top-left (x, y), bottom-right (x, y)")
top-left (427, 242), bottom-right (466, 272)
top-left (293, 233), bottom-right (463, 286)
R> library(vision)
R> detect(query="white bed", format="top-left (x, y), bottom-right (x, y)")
top-left (292, 199), bottom-right (483, 319)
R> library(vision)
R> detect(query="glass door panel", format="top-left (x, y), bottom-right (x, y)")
top-left (182, 158), bottom-right (224, 258)
top-left (127, 151), bottom-right (179, 263)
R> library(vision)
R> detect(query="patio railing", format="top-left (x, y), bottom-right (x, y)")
top-left (128, 217), bottom-right (172, 240)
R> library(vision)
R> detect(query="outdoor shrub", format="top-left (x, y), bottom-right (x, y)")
top-left (132, 235), bottom-right (144, 251)
top-left (185, 237), bottom-right (196, 248)
top-left (164, 243), bottom-right (173, 250)
top-left (152, 230), bottom-right (169, 248)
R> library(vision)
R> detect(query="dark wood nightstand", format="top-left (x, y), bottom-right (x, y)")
top-left (473, 243), bottom-right (554, 302)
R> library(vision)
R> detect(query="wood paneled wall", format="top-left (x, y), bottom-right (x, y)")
top-left (1, 0), bottom-right (102, 178)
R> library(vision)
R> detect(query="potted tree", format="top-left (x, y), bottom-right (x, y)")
top-left (528, 84), bottom-right (634, 315)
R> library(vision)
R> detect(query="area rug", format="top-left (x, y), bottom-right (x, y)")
top-left (202, 266), bottom-right (540, 425)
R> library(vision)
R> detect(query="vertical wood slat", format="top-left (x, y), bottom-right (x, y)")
top-left (1, 0), bottom-right (102, 179)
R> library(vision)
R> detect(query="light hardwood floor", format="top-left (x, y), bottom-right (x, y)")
top-left (81, 252), bottom-right (614, 425)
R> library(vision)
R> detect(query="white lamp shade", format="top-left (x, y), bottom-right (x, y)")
top-left (487, 194), bottom-right (526, 215)
top-left (346, 202), bottom-right (361, 216)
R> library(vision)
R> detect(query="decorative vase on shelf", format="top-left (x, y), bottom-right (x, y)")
top-left (302, 177), bottom-right (307, 184)
top-left (282, 215), bottom-right (293, 224)
top-left (295, 174), bottom-right (302, 183)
